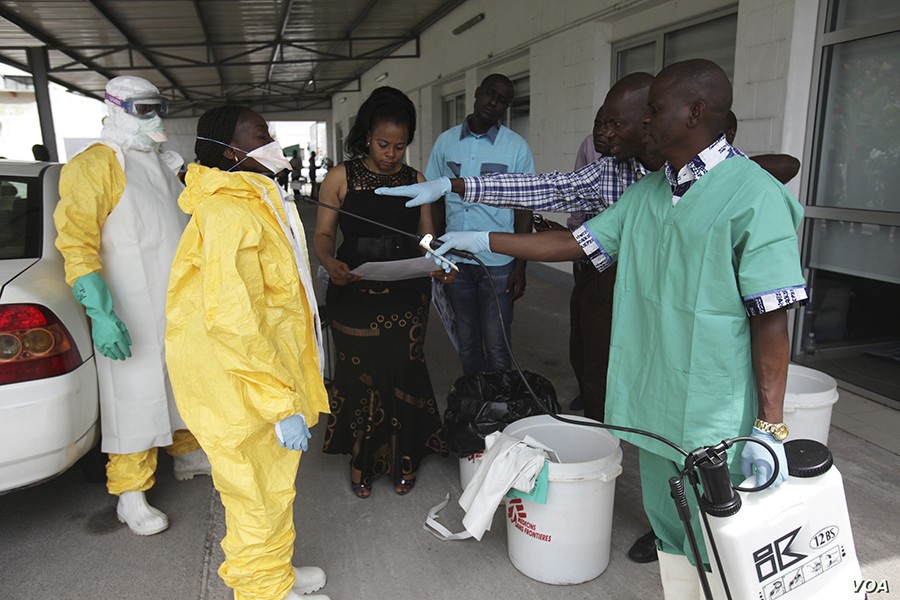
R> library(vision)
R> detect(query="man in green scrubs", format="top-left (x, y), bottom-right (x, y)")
top-left (412, 59), bottom-right (808, 598)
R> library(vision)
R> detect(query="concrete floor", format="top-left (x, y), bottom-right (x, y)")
top-left (1, 201), bottom-right (898, 599)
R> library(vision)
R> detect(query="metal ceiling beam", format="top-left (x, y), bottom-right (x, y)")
top-left (413, 0), bottom-right (470, 34)
top-left (0, 36), bottom-right (419, 53)
top-left (167, 93), bottom-right (332, 117)
top-left (265, 0), bottom-right (295, 87)
top-left (0, 0), bottom-right (468, 114)
top-left (345, 0), bottom-right (382, 37)
top-left (191, 0), bottom-right (226, 97)
top-left (182, 77), bottom-right (351, 91)
top-left (51, 46), bottom-right (421, 72)
top-left (172, 86), bottom-right (333, 104)
top-left (305, 0), bottom-right (382, 93)
top-left (0, 4), bottom-right (118, 81)
top-left (305, 0), bottom-right (462, 98)
top-left (86, 0), bottom-right (194, 101)
top-left (162, 78), bottom-right (360, 112)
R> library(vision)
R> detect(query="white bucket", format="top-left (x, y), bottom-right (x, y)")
top-left (783, 364), bottom-right (839, 445)
top-left (502, 415), bottom-right (623, 585)
top-left (459, 451), bottom-right (484, 491)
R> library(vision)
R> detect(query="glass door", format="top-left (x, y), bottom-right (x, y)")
top-left (796, 2), bottom-right (900, 403)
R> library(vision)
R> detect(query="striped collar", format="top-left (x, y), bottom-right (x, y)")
top-left (664, 135), bottom-right (746, 205)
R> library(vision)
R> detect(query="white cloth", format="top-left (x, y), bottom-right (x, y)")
top-left (425, 431), bottom-right (550, 541)
top-left (257, 186), bottom-right (325, 371)
top-left (94, 141), bottom-right (188, 453)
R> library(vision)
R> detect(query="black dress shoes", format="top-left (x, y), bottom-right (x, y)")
top-left (628, 529), bottom-right (659, 563)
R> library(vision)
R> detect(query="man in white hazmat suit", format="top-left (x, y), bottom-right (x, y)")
top-left (53, 75), bottom-right (210, 536)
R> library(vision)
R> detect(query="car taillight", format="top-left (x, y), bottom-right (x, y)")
top-left (0, 304), bottom-right (83, 385)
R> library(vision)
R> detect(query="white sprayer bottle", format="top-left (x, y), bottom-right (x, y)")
top-left (703, 439), bottom-right (864, 599)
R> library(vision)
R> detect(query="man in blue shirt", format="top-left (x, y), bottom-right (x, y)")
top-left (426, 74), bottom-right (535, 375)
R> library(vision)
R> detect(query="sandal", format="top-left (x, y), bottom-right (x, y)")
top-left (393, 476), bottom-right (416, 496)
top-left (351, 480), bottom-right (372, 499)
top-left (350, 467), bottom-right (371, 499)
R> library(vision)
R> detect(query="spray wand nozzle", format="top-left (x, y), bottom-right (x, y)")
top-left (297, 196), bottom-right (467, 272)
top-left (419, 233), bottom-right (476, 262)
top-left (418, 233), bottom-right (493, 272)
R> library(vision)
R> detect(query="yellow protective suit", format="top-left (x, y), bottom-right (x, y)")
top-left (55, 143), bottom-right (200, 495)
top-left (166, 163), bottom-right (329, 600)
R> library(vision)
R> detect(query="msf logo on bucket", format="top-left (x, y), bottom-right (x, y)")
top-left (507, 498), bottom-right (552, 543)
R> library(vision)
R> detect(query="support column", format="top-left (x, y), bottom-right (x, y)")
top-left (26, 46), bottom-right (58, 162)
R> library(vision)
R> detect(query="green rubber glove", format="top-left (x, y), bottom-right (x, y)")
top-left (72, 272), bottom-right (132, 360)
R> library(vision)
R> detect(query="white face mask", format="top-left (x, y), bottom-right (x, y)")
top-left (102, 111), bottom-right (167, 150)
top-left (137, 116), bottom-right (168, 143)
top-left (245, 141), bottom-right (291, 174)
top-left (197, 137), bottom-right (290, 174)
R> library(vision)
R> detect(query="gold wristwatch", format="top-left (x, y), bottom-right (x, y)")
top-left (754, 418), bottom-right (790, 441)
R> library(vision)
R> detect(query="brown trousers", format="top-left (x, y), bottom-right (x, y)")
top-left (568, 262), bottom-right (616, 422)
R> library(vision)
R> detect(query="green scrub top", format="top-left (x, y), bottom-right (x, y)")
top-left (585, 157), bottom-right (806, 464)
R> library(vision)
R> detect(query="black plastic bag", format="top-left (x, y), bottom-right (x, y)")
top-left (443, 370), bottom-right (559, 457)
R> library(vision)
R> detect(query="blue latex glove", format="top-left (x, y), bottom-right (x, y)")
top-left (276, 414), bottom-right (311, 452)
top-left (72, 272), bottom-right (132, 361)
top-left (430, 254), bottom-right (456, 274)
top-left (431, 231), bottom-right (491, 259)
top-left (741, 427), bottom-right (788, 488)
top-left (374, 177), bottom-right (451, 207)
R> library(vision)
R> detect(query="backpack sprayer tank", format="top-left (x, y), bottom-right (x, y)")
top-left (696, 439), bottom-right (864, 599)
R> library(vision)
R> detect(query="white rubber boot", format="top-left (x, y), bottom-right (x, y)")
top-left (283, 592), bottom-right (330, 600)
top-left (116, 491), bottom-right (169, 536)
top-left (292, 566), bottom-right (327, 595)
top-left (173, 448), bottom-right (212, 481)
top-left (658, 551), bottom-right (704, 600)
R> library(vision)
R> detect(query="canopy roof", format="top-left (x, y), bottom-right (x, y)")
top-left (0, 0), bottom-right (466, 116)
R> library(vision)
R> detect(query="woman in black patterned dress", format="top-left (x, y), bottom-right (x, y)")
top-left (313, 87), bottom-right (450, 498)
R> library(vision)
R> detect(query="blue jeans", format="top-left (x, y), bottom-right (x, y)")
top-left (444, 262), bottom-right (515, 375)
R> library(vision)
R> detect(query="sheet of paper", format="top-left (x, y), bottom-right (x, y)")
top-left (351, 256), bottom-right (437, 281)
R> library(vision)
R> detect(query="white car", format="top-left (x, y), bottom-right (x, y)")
top-left (0, 161), bottom-right (99, 494)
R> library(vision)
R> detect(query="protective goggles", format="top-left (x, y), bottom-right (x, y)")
top-left (105, 92), bottom-right (169, 118)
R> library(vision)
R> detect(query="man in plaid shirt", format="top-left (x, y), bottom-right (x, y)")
top-left (378, 74), bottom-right (659, 216)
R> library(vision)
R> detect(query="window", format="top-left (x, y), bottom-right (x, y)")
top-left (508, 74), bottom-right (530, 142)
top-left (1, 75), bottom-right (34, 92)
top-left (614, 12), bottom-right (738, 80)
top-left (617, 42), bottom-right (655, 77)
top-left (828, 0), bottom-right (900, 30)
top-left (0, 177), bottom-right (41, 260)
top-left (796, 2), bottom-right (900, 403)
top-left (441, 92), bottom-right (466, 131)
top-left (809, 32), bottom-right (900, 213)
